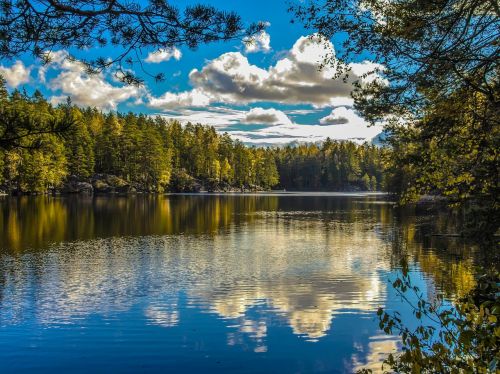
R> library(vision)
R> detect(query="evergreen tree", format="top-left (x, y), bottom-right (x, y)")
top-left (65, 108), bottom-right (94, 178)
top-left (0, 90), bottom-right (385, 195)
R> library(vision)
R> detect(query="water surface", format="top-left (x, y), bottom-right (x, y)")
top-left (0, 193), bottom-right (478, 373)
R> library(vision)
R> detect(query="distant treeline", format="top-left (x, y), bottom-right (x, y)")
top-left (275, 141), bottom-right (385, 191)
top-left (0, 89), bottom-right (386, 194)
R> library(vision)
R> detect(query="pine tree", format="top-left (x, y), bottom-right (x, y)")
top-left (65, 108), bottom-right (94, 178)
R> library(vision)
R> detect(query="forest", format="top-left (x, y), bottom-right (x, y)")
top-left (0, 84), bottom-right (385, 195)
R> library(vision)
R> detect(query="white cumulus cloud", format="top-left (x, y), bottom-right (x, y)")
top-left (241, 107), bottom-right (292, 126)
top-left (0, 61), bottom-right (31, 88)
top-left (243, 31), bottom-right (271, 53)
top-left (148, 88), bottom-right (211, 109)
top-left (319, 106), bottom-right (360, 125)
top-left (148, 34), bottom-right (384, 110)
top-left (41, 51), bottom-right (144, 110)
top-left (231, 118), bottom-right (383, 145)
top-left (158, 107), bottom-right (244, 128)
top-left (145, 48), bottom-right (182, 63)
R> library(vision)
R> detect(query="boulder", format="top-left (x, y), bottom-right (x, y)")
top-left (92, 179), bottom-right (112, 193)
top-left (67, 181), bottom-right (93, 194)
top-left (115, 184), bottom-right (137, 194)
top-left (62, 176), bottom-right (93, 194)
top-left (91, 174), bottom-right (136, 194)
top-left (169, 169), bottom-right (201, 192)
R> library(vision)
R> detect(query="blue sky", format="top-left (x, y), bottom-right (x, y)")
top-left (0, 0), bottom-right (384, 145)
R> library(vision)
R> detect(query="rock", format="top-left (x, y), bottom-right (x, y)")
top-left (105, 175), bottom-right (128, 188)
top-left (62, 176), bottom-right (93, 194)
top-left (169, 169), bottom-right (202, 192)
top-left (68, 182), bottom-right (93, 194)
top-left (248, 184), bottom-right (265, 192)
top-left (92, 179), bottom-right (112, 193)
top-left (205, 178), bottom-right (220, 192)
top-left (191, 181), bottom-right (203, 193)
top-left (91, 174), bottom-right (132, 193)
top-left (115, 184), bottom-right (136, 194)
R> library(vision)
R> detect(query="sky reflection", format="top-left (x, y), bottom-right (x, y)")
top-left (0, 194), bottom-right (479, 373)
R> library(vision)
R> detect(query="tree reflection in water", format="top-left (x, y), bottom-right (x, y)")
top-left (0, 194), bottom-right (482, 372)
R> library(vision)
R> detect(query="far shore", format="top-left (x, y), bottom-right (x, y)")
top-left (0, 190), bottom-right (390, 197)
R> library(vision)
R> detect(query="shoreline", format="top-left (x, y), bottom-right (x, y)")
top-left (0, 190), bottom-right (390, 198)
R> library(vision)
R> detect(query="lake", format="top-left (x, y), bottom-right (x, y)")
top-left (0, 193), bottom-right (479, 373)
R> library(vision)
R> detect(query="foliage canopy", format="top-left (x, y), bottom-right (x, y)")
top-left (0, 87), bottom-right (385, 194)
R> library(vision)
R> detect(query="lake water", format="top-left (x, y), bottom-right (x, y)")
top-left (0, 193), bottom-right (479, 373)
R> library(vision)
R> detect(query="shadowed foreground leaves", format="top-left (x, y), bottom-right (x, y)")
top-left (359, 261), bottom-right (499, 373)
